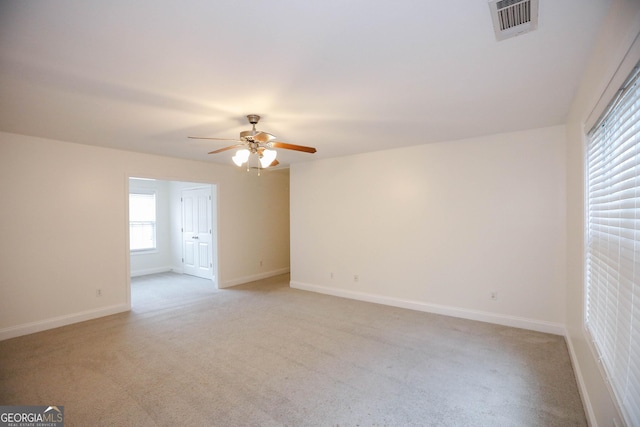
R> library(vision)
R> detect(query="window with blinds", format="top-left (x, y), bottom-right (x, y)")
top-left (129, 192), bottom-right (157, 251)
top-left (586, 63), bottom-right (640, 426)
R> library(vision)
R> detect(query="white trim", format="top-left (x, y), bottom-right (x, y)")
top-left (130, 266), bottom-right (174, 277)
top-left (124, 174), bottom-right (132, 314)
top-left (585, 28), bottom-right (640, 131)
top-left (0, 304), bottom-right (129, 341)
top-left (290, 281), bottom-right (565, 335)
top-left (565, 330), bottom-right (598, 427)
top-left (130, 249), bottom-right (159, 255)
top-left (220, 268), bottom-right (291, 289)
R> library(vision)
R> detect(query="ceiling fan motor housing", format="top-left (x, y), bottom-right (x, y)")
top-left (240, 130), bottom-right (256, 139)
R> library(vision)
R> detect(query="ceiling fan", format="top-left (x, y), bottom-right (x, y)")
top-left (188, 114), bottom-right (317, 169)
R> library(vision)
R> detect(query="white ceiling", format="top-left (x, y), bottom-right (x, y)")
top-left (0, 1), bottom-right (611, 167)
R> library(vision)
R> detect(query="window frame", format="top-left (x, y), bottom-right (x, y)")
top-left (129, 190), bottom-right (158, 253)
top-left (584, 61), bottom-right (640, 427)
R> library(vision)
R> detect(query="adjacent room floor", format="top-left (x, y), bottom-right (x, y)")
top-left (0, 273), bottom-right (587, 426)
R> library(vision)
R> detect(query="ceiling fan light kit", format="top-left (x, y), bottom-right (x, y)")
top-left (189, 114), bottom-right (317, 173)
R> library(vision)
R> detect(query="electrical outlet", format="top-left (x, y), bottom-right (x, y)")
top-left (96, 289), bottom-right (102, 297)
top-left (354, 275), bottom-right (359, 282)
top-left (490, 291), bottom-right (498, 301)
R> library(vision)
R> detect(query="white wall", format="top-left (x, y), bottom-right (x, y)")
top-left (291, 125), bottom-right (566, 333)
top-left (0, 132), bottom-right (290, 339)
top-left (565, 1), bottom-right (640, 426)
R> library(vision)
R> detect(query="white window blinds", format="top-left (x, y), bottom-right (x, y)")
top-left (586, 63), bottom-right (640, 427)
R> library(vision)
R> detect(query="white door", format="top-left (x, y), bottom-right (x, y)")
top-left (182, 187), bottom-right (213, 279)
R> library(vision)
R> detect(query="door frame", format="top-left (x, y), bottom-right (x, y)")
top-left (125, 175), bottom-right (219, 308)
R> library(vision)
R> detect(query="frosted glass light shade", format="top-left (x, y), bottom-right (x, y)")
top-left (232, 149), bottom-right (250, 166)
top-left (259, 149), bottom-right (277, 168)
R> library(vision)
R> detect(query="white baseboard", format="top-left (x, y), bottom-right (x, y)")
top-left (290, 281), bottom-right (565, 336)
top-left (220, 268), bottom-right (290, 289)
top-left (130, 266), bottom-right (173, 277)
top-left (0, 304), bottom-right (130, 341)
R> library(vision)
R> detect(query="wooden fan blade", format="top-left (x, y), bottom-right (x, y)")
top-left (270, 141), bottom-right (317, 153)
top-left (208, 144), bottom-right (245, 154)
top-left (252, 131), bottom-right (276, 143)
top-left (189, 136), bottom-right (241, 142)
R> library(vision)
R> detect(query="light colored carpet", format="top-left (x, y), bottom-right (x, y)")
top-left (0, 273), bottom-right (586, 426)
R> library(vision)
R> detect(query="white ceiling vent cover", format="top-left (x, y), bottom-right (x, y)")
top-left (489, 0), bottom-right (539, 41)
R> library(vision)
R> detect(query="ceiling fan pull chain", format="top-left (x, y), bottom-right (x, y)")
top-left (257, 153), bottom-right (262, 176)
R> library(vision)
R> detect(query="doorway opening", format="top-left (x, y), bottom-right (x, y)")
top-left (128, 177), bottom-right (218, 290)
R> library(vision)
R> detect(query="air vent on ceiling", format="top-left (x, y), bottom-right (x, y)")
top-left (489, 0), bottom-right (539, 41)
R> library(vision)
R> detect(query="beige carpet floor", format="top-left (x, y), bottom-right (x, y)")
top-left (0, 273), bottom-right (586, 426)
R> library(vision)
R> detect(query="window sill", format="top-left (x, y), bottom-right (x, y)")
top-left (130, 249), bottom-right (158, 256)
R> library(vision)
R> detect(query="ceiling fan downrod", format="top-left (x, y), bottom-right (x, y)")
top-left (246, 114), bottom-right (260, 137)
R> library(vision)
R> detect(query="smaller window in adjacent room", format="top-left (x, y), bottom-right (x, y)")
top-left (129, 191), bottom-right (157, 251)
top-left (586, 63), bottom-right (639, 426)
